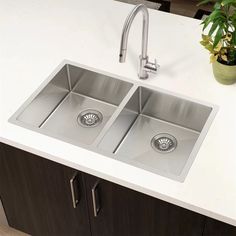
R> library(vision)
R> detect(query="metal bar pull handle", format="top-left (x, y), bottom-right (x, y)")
top-left (91, 180), bottom-right (101, 217)
top-left (70, 172), bottom-right (79, 209)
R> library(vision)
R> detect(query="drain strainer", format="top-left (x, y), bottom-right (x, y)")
top-left (77, 109), bottom-right (103, 128)
top-left (151, 133), bottom-right (177, 153)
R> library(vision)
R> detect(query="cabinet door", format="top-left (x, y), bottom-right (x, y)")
top-left (0, 143), bottom-right (91, 236)
top-left (203, 218), bottom-right (236, 236)
top-left (84, 174), bottom-right (205, 236)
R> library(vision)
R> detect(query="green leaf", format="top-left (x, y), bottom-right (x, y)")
top-left (202, 17), bottom-right (213, 31)
top-left (205, 44), bottom-right (214, 52)
top-left (221, 0), bottom-right (236, 6)
top-left (208, 20), bottom-right (220, 36)
top-left (200, 40), bottom-right (209, 46)
top-left (210, 54), bottom-right (218, 63)
top-left (197, 0), bottom-right (214, 6)
top-left (202, 34), bottom-right (213, 41)
top-left (202, 10), bottom-right (222, 31)
top-left (232, 11), bottom-right (236, 19)
top-left (213, 2), bottom-right (222, 9)
top-left (232, 30), bottom-right (236, 44)
top-left (213, 27), bottom-right (223, 48)
top-left (231, 12), bottom-right (236, 25)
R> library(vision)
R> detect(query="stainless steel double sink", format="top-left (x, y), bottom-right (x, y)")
top-left (10, 61), bottom-right (218, 182)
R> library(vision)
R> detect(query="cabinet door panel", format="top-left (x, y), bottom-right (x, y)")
top-left (0, 143), bottom-right (91, 236)
top-left (204, 218), bottom-right (236, 236)
top-left (84, 174), bottom-right (205, 236)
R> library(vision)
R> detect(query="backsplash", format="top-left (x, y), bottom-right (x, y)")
top-left (115, 0), bottom-right (213, 18)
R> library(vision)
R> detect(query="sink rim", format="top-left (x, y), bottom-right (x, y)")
top-left (8, 59), bottom-right (219, 183)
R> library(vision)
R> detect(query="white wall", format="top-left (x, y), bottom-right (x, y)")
top-left (0, 200), bottom-right (8, 226)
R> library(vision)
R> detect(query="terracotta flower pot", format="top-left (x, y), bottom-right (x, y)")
top-left (212, 60), bottom-right (236, 85)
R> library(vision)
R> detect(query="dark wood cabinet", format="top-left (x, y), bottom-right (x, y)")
top-left (0, 143), bottom-right (91, 236)
top-left (0, 142), bottom-right (236, 236)
top-left (203, 218), bottom-right (236, 236)
top-left (84, 174), bottom-right (205, 236)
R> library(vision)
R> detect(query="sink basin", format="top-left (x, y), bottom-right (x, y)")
top-left (11, 63), bottom-right (133, 145)
top-left (10, 61), bottom-right (217, 182)
top-left (98, 87), bottom-right (217, 181)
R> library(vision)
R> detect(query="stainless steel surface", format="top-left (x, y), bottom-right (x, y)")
top-left (10, 60), bottom-right (218, 182)
top-left (70, 64), bottom-right (132, 106)
top-left (151, 133), bottom-right (177, 153)
top-left (12, 63), bottom-right (132, 146)
top-left (91, 180), bottom-right (100, 217)
top-left (16, 66), bottom-right (70, 127)
top-left (70, 172), bottom-right (79, 209)
top-left (42, 93), bottom-right (116, 145)
top-left (98, 86), bottom-right (217, 181)
top-left (141, 87), bottom-right (212, 132)
top-left (119, 4), bottom-right (159, 79)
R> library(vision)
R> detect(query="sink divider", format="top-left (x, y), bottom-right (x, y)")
top-left (112, 113), bottom-right (139, 154)
top-left (112, 87), bottom-right (151, 154)
top-left (92, 85), bottom-right (138, 148)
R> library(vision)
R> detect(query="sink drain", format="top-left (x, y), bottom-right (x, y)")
top-left (151, 133), bottom-right (177, 153)
top-left (77, 109), bottom-right (103, 128)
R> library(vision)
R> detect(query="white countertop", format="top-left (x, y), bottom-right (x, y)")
top-left (1, 0), bottom-right (236, 226)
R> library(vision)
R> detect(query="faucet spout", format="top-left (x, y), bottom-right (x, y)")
top-left (119, 4), bottom-right (148, 63)
top-left (119, 4), bottom-right (158, 79)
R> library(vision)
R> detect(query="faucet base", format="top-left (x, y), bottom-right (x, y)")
top-left (139, 56), bottom-right (158, 80)
top-left (139, 75), bottom-right (149, 80)
top-left (139, 57), bottom-right (149, 79)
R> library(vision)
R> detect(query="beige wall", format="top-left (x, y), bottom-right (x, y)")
top-left (0, 200), bottom-right (8, 226)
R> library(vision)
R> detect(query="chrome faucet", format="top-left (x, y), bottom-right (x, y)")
top-left (119, 4), bottom-right (159, 80)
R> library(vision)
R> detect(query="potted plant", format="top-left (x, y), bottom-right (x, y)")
top-left (199, 0), bottom-right (236, 85)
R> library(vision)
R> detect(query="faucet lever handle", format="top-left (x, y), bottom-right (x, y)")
top-left (144, 59), bottom-right (159, 74)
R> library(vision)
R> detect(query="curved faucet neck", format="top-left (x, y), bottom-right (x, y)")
top-left (119, 4), bottom-right (149, 63)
